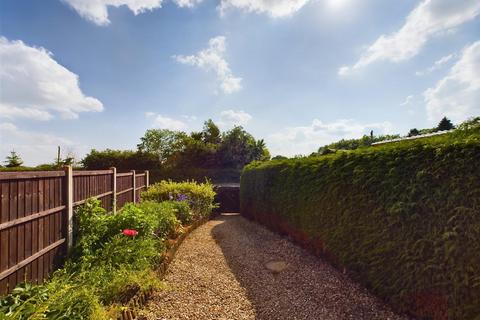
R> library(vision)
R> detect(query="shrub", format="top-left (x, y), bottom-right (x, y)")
top-left (142, 180), bottom-right (216, 219)
top-left (241, 128), bottom-right (480, 320)
top-left (1, 191), bottom-right (204, 319)
top-left (135, 201), bottom-right (180, 238)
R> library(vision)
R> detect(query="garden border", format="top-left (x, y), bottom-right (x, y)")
top-left (117, 215), bottom-right (211, 320)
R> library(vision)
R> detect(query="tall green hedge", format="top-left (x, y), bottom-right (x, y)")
top-left (241, 131), bottom-right (480, 320)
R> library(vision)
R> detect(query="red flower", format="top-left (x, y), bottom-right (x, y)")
top-left (122, 229), bottom-right (138, 237)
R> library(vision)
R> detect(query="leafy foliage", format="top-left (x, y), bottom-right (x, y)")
top-left (137, 129), bottom-right (188, 163)
top-left (317, 134), bottom-right (400, 152)
top-left (0, 180), bottom-right (216, 319)
top-left (142, 180), bottom-right (216, 220)
top-left (81, 149), bottom-right (158, 171)
top-left (437, 116), bottom-right (454, 131)
top-left (82, 120), bottom-right (270, 183)
top-left (4, 150), bottom-right (23, 167)
top-left (241, 125), bottom-right (480, 319)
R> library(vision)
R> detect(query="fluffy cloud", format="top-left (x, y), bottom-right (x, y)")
top-left (62, 0), bottom-right (311, 24)
top-left (339, 0), bottom-right (480, 75)
top-left (61, 0), bottom-right (164, 25)
top-left (148, 113), bottom-right (188, 130)
top-left (218, 109), bottom-right (252, 128)
top-left (267, 119), bottom-right (394, 156)
top-left (0, 105), bottom-right (53, 121)
top-left (400, 95), bottom-right (414, 106)
top-left (424, 41), bottom-right (480, 123)
top-left (416, 53), bottom-right (455, 76)
top-left (0, 37), bottom-right (103, 120)
top-left (173, 0), bottom-right (203, 7)
top-left (0, 122), bottom-right (78, 166)
top-left (219, 0), bottom-right (310, 17)
top-left (174, 36), bottom-right (242, 94)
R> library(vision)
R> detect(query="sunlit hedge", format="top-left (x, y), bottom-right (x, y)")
top-left (241, 128), bottom-right (480, 320)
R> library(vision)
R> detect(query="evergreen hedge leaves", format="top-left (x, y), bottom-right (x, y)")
top-left (241, 129), bottom-right (480, 319)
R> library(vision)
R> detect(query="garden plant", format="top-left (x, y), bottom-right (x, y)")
top-left (0, 180), bottom-right (216, 320)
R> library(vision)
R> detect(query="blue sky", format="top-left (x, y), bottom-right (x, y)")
top-left (1, 0), bottom-right (479, 165)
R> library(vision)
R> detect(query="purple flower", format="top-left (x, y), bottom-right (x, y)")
top-left (177, 194), bottom-right (188, 202)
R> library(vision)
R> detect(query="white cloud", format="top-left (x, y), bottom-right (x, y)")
top-left (416, 53), bottom-right (455, 76)
top-left (174, 36), bottom-right (242, 94)
top-left (0, 37), bottom-right (103, 120)
top-left (0, 104), bottom-right (53, 121)
top-left (61, 0), bottom-right (164, 25)
top-left (218, 109), bottom-right (252, 128)
top-left (424, 41), bottom-right (480, 123)
top-left (219, 0), bottom-right (310, 17)
top-left (0, 122), bottom-right (79, 166)
top-left (267, 119), bottom-right (394, 156)
top-left (339, 0), bottom-right (480, 75)
top-left (173, 0), bottom-right (203, 7)
top-left (400, 95), bottom-right (414, 106)
top-left (149, 114), bottom-right (188, 130)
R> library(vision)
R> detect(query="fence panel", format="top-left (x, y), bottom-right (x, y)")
top-left (0, 172), bottom-right (67, 295)
top-left (73, 170), bottom-right (113, 211)
top-left (0, 168), bottom-right (149, 295)
top-left (116, 172), bottom-right (133, 209)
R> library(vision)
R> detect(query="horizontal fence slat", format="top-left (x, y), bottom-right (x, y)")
top-left (0, 206), bottom-right (66, 231)
top-left (73, 191), bottom-right (113, 206)
top-left (117, 172), bottom-right (133, 177)
top-left (0, 239), bottom-right (65, 281)
top-left (116, 187), bottom-right (133, 196)
top-left (0, 168), bottom-right (148, 295)
top-left (0, 171), bottom-right (65, 180)
top-left (73, 170), bottom-right (113, 176)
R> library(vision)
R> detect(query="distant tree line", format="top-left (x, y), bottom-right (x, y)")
top-left (81, 120), bottom-right (270, 182)
top-left (407, 116), bottom-right (455, 137)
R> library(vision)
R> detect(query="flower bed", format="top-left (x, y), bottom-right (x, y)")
top-left (0, 180), bottom-right (216, 320)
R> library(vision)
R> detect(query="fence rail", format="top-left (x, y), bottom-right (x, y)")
top-left (0, 167), bottom-right (149, 295)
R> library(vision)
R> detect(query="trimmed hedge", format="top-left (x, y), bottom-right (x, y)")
top-left (241, 130), bottom-right (480, 320)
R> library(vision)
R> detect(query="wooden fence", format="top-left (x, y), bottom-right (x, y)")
top-left (0, 167), bottom-right (149, 295)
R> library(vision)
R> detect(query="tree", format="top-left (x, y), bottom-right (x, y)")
top-left (218, 126), bottom-right (270, 167)
top-left (202, 119), bottom-right (221, 144)
top-left (408, 128), bottom-right (420, 137)
top-left (437, 117), bottom-right (454, 131)
top-left (137, 129), bottom-right (187, 163)
top-left (5, 150), bottom-right (23, 167)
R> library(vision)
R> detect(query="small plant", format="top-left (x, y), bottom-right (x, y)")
top-left (141, 180), bottom-right (217, 218)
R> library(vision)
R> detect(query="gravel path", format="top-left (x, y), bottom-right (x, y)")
top-left (140, 214), bottom-right (409, 320)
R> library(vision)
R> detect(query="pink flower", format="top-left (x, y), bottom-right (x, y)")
top-left (122, 229), bottom-right (138, 237)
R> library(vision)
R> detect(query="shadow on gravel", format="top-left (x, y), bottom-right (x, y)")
top-left (211, 213), bottom-right (409, 320)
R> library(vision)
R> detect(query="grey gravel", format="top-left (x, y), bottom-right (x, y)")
top-left (140, 213), bottom-right (410, 320)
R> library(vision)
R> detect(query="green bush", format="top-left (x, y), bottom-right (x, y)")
top-left (0, 189), bottom-right (210, 319)
top-left (241, 127), bottom-right (480, 320)
top-left (142, 180), bottom-right (216, 219)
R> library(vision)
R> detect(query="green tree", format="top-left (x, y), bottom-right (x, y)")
top-left (137, 129), bottom-right (187, 163)
top-left (5, 150), bottom-right (23, 167)
top-left (437, 117), bottom-right (454, 131)
top-left (408, 128), bottom-right (420, 137)
top-left (218, 126), bottom-right (270, 167)
top-left (202, 119), bottom-right (221, 144)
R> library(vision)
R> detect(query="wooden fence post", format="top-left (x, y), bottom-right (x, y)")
top-left (145, 170), bottom-right (149, 188)
top-left (131, 170), bottom-right (136, 203)
top-left (64, 166), bottom-right (74, 250)
top-left (111, 167), bottom-right (117, 214)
